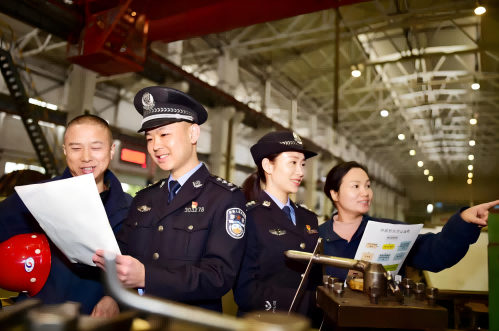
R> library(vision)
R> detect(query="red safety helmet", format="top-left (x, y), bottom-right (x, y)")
top-left (0, 233), bottom-right (51, 297)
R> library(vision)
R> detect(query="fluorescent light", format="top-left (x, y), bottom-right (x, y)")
top-left (380, 110), bottom-right (389, 117)
top-left (351, 69), bottom-right (361, 77)
top-left (12, 115), bottom-right (21, 120)
top-left (471, 83), bottom-right (480, 90)
top-left (409, 150), bottom-right (416, 156)
top-left (29, 98), bottom-right (58, 110)
top-left (468, 165), bottom-right (473, 171)
top-left (418, 161), bottom-right (424, 167)
top-left (427, 204), bottom-right (433, 213)
top-left (428, 176), bottom-right (434, 182)
top-left (38, 121), bottom-right (55, 128)
top-left (467, 179), bottom-right (472, 184)
top-left (468, 172), bottom-right (473, 178)
top-left (398, 134), bottom-right (405, 140)
top-left (424, 169), bottom-right (429, 175)
top-left (470, 118), bottom-right (477, 125)
top-left (468, 155), bottom-right (474, 160)
top-left (469, 140), bottom-right (475, 146)
top-left (475, 6), bottom-right (486, 15)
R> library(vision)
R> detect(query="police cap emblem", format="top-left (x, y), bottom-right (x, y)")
top-left (142, 92), bottom-right (155, 111)
top-left (293, 132), bottom-right (302, 145)
top-left (226, 208), bottom-right (246, 239)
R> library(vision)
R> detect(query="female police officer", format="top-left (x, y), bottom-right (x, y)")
top-left (319, 161), bottom-right (499, 281)
top-left (233, 131), bottom-right (323, 322)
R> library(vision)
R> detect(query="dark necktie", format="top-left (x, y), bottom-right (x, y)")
top-left (283, 206), bottom-right (292, 222)
top-left (168, 180), bottom-right (181, 204)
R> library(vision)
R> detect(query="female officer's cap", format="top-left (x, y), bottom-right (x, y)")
top-left (250, 131), bottom-right (318, 164)
top-left (133, 86), bottom-right (208, 132)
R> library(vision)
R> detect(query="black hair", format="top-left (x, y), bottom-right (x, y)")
top-left (64, 114), bottom-right (113, 145)
top-left (241, 153), bottom-right (280, 202)
top-left (323, 161), bottom-right (369, 204)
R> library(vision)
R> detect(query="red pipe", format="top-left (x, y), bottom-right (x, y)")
top-left (147, 0), bottom-right (372, 42)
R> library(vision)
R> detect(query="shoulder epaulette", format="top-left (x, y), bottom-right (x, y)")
top-left (137, 179), bottom-right (166, 193)
top-left (296, 203), bottom-right (317, 215)
top-left (246, 200), bottom-right (261, 211)
top-left (209, 175), bottom-right (240, 192)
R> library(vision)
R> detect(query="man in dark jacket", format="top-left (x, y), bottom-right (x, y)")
top-left (0, 115), bottom-right (132, 316)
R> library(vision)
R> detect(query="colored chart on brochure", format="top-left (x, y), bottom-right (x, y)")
top-left (354, 221), bottom-right (423, 275)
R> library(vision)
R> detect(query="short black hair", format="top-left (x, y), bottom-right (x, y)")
top-left (323, 161), bottom-right (369, 203)
top-left (64, 115), bottom-right (113, 145)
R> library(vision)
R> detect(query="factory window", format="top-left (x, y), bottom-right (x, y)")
top-left (4, 162), bottom-right (46, 175)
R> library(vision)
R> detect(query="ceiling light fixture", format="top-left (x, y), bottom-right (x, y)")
top-left (427, 204), bottom-right (433, 213)
top-left (467, 179), bottom-right (472, 184)
top-left (475, 3), bottom-right (486, 15)
top-left (428, 176), bottom-right (434, 182)
top-left (470, 118), bottom-right (477, 125)
top-left (398, 134), bottom-right (405, 140)
top-left (380, 110), bottom-right (389, 117)
top-left (468, 173), bottom-right (473, 178)
top-left (418, 161), bottom-right (424, 167)
top-left (351, 65), bottom-right (362, 77)
top-left (468, 155), bottom-right (474, 160)
top-left (471, 82), bottom-right (480, 90)
top-left (468, 165), bottom-right (473, 171)
top-left (424, 169), bottom-right (429, 175)
top-left (469, 140), bottom-right (475, 146)
top-left (409, 150), bottom-right (416, 156)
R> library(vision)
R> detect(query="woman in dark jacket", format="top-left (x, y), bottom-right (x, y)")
top-left (319, 161), bottom-right (497, 281)
top-left (233, 131), bottom-right (323, 322)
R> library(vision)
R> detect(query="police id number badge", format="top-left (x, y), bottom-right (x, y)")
top-left (226, 208), bottom-right (246, 239)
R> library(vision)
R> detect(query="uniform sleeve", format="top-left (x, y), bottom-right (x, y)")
top-left (405, 207), bottom-right (481, 272)
top-left (0, 192), bottom-right (41, 243)
top-left (115, 206), bottom-right (134, 256)
top-left (142, 191), bottom-right (248, 301)
top-left (233, 215), bottom-right (315, 314)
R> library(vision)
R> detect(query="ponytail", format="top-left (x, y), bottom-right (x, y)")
top-left (241, 171), bottom-right (262, 202)
top-left (241, 152), bottom-right (280, 202)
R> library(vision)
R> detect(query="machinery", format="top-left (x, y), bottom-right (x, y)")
top-left (0, 252), bottom-right (311, 331)
top-left (286, 243), bottom-right (448, 330)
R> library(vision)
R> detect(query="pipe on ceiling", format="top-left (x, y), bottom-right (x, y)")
top-left (147, 0), bottom-right (373, 42)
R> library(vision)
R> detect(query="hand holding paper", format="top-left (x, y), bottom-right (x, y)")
top-left (93, 250), bottom-right (145, 288)
top-left (15, 174), bottom-right (121, 266)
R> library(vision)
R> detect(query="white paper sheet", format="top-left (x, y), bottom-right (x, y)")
top-left (354, 221), bottom-right (423, 275)
top-left (15, 174), bottom-right (121, 266)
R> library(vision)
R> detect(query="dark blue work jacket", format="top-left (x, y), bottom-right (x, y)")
top-left (318, 208), bottom-right (481, 281)
top-left (0, 167), bottom-right (132, 314)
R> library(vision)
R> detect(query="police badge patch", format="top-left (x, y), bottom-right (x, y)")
top-left (226, 208), bottom-right (246, 239)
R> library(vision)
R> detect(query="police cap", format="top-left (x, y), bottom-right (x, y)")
top-left (250, 131), bottom-right (317, 164)
top-left (133, 86), bottom-right (208, 132)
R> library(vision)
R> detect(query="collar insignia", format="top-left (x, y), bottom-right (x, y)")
top-left (137, 205), bottom-right (151, 212)
top-left (193, 180), bottom-right (202, 188)
top-left (142, 92), bottom-right (155, 111)
top-left (263, 201), bottom-right (271, 207)
top-left (269, 229), bottom-right (286, 236)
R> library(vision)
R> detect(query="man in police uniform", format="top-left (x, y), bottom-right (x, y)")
top-left (93, 87), bottom-right (247, 312)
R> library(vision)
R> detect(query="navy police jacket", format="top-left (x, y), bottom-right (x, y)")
top-left (117, 164), bottom-right (247, 312)
top-left (319, 208), bottom-right (481, 280)
top-left (0, 167), bottom-right (132, 314)
top-left (233, 191), bottom-right (322, 318)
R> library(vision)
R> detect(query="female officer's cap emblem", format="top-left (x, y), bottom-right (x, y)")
top-left (293, 132), bottom-right (302, 145)
top-left (142, 92), bottom-right (155, 111)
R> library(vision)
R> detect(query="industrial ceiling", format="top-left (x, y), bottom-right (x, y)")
top-left (0, 0), bottom-right (498, 183)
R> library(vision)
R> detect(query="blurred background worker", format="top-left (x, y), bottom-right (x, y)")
top-left (234, 131), bottom-right (323, 325)
top-left (93, 87), bottom-right (247, 313)
top-left (0, 115), bottom-right (133, 317)
top-left (319, 161), bottom-right (498, 281)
